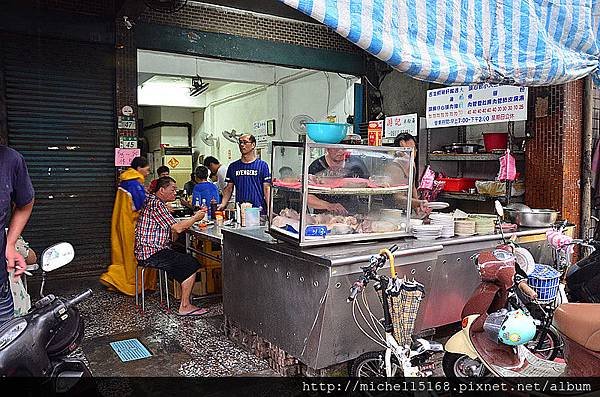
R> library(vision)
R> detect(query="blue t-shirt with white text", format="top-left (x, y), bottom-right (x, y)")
top-left (225, 159), bottom-right (271, 210)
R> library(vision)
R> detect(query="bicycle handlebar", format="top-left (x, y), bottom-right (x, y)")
top-left (347, 245), bottom-right (398, 302)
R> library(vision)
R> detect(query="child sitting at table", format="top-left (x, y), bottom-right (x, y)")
top-left (191, 166), bottom-right (220, 218)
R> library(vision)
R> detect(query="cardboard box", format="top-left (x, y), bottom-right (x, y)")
top-left (168, 268), bottom-right (207, 299)
top-left (206, 267), bottom-right (222, 294)
top-left (202, 241), bottom-right (222, 268)
top-left (367, 120), bottom-right (383, 146)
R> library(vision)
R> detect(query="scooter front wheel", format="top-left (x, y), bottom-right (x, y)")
top-left (442, 352), bottom-right (490, 378)
top-left (350, 351), bottom-right (401, 377)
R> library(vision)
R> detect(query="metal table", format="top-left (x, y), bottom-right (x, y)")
top-left (221, 225), bottom-right (560, 370)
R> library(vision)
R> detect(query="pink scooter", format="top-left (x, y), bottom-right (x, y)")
top-left (445, 239), bottom-right (600, 382)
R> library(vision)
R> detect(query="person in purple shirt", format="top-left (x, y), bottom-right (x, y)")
top-left (217, 134), bottom-right (271, 213)
top-left (0, 145), bottom-right (35, 326)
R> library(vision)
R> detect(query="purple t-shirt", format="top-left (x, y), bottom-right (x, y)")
top-left (0, 146), bottom-right (35, 285)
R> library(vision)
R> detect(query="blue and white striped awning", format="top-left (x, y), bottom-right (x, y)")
top-left (280, 0), bottom-right (600, 86)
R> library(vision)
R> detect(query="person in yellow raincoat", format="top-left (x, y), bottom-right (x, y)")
top-left (100, 156), bottom-right (156, 295)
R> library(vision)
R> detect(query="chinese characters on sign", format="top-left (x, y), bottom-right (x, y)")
top-left (426, 84), bottom-right (528, 128)
top-left (385, 113), bottom-right (418, 138)
top-left (114, 148), bottom-right (140, 167)
top-left (253, 120), bottom-right (269, 150)
top-left (368, 120), bottom-right (383, 146)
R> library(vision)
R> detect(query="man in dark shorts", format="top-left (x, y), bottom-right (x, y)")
top-left (0, 145), bottom-right (35, 326)
top-left (135, 176), bottom-right (208, 316)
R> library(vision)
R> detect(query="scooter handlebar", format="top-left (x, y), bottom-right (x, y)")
top-left (65, 289), bottom-right (93, 308)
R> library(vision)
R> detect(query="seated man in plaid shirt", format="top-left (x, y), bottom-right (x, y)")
top-left (135, 176), bottom-right (209, 316)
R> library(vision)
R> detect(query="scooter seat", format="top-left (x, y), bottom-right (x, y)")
top-left (553, 303), bottom-right (600, 352)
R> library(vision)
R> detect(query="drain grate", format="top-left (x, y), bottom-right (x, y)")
top-left (109, 338), bottom-right (152, 362)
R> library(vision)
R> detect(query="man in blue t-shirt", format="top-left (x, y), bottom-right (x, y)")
top-left (217, 134), bottom-right (271, 212)
top-left (191, 165), bottom-right (220, 217)
top-left (0, 145), bottom-right (35, 326)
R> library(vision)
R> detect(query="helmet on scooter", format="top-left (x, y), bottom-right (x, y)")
top-left (483, 309), bottom-right (536, 346)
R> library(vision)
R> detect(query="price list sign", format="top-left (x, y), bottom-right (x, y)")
top-left (426, 84), bottom-right (528, 128)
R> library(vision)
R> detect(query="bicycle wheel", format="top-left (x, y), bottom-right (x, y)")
top-left (351, 351), bottom-right (401, 377)
top-left (526, 326), bottom-right (562, 361)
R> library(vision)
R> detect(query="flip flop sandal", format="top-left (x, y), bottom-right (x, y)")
top-left (178, 307), bottom-right (210, 317)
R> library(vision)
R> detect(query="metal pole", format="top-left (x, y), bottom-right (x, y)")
top-left (581, 76), bottom-right (593, 239)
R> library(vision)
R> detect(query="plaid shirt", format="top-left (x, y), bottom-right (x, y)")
top-left (135, 194), bottom-right (177, 261)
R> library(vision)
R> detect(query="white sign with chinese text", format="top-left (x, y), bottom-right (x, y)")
top-left (253, 120), bottom-right (269, 150)
top-left (385, 113), bottom-right (418, 137)
top-left (426, 84), bottom-right (528, 128)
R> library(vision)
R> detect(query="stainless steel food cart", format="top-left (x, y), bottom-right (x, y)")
top-left (221, 225), bottom-right (559, 370)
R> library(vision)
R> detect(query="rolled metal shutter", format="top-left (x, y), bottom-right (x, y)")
top-left (3, 33), bottom-right (115, 278)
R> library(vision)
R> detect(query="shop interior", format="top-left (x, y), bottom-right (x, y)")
top-left (136, 49), bottom-right (361, 187)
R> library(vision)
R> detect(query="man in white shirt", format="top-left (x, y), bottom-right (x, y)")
top-left (203, 156), bottom-right (228, 193)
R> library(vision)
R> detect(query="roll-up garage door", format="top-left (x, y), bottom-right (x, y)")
top-left (3, 33), bottom-right (115, 278)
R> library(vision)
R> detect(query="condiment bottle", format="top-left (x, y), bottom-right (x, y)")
top-left (210, 197), bottom-right (217, 220)
top-left (194, 198), bottom-right (200, 212)
top-left (201, 198), bottom-right (208, 214)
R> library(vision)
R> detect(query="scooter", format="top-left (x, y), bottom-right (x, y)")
top-left (444, 214), bottom-right (600, 385)
top-left (0, 242), bottom-right (93, 392)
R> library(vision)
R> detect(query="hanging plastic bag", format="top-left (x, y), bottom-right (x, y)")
top-left (419, 165), bottom-right (436, 190)
top-left (498, 149), bottom-right (517, 181)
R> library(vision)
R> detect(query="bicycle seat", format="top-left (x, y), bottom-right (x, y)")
top-left (553, 303), bottom-right (600, 352)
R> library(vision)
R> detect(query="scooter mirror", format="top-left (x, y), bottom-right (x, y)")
top-left (41, 242), bottom-right (75, 272)
top-left (494, 200), bottom-right (504, 218)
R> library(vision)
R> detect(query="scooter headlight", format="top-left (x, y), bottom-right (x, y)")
top-left (0, 319), bottom-right (27, 350)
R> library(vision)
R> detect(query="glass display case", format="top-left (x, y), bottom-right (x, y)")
top-left (269, 141), bottom-right (415, 246)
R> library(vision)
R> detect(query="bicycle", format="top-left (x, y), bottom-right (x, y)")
top-left (346, 244), bottom-right (443, 377)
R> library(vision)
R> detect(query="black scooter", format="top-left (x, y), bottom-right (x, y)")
top-left (0, 242), bottom-right (92, 393)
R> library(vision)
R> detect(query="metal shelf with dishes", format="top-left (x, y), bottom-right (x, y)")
top-left (438, 192), bottom-right (524, 203)
top-left (428, 152), bottom-right (525, 161)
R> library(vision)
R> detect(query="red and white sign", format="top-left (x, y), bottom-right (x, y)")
top-left (385, 113), bottom-right (418, 138)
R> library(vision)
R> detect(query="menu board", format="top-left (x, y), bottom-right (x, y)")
top-left (426, 84), bottom-right (528, 128)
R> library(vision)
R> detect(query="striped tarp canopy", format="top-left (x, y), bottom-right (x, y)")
top-left (280, 0), bottom-right (600, 86)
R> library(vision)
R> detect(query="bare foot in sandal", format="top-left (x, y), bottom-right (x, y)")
top-left (178, 304), bottom-right (209, 317)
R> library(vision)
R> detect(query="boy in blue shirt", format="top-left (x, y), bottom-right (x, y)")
top-left (191, 166), bottom-right (220, 218)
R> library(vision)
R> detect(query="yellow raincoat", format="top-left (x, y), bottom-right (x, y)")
top-left (100, 168), bottom-right (156, 295)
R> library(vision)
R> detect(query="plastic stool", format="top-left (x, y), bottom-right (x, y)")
top-left (135, 263), bottom-right (170, 313)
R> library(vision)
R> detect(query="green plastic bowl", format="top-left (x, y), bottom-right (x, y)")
top-left (305, 122), bottom-right (349, 144)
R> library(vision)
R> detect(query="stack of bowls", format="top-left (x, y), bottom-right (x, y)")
top-left (455, 219), bottom-right (476, 236)
top-left (470, 215), bottom-right (496, 235)
top-left (429, 213), bottom-right (455, 238)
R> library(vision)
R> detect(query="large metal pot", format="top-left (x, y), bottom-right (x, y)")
top-left (504, 208), bottom-right (558, 227)
top-left (441, 143), bottom-right (483, 154)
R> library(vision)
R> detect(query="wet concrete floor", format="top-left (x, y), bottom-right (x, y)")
top-left (46, 279), bottom-right (448, 377)
top-left (48, 279), bottom-right (275, 377)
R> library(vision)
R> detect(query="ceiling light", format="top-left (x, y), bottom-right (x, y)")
top-left (190, 75), bottom-right (209, 97)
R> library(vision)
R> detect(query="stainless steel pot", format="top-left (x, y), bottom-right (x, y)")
top-left (441, 143), bottom-right (483, 154)
top-left (505, 208), bottom-right (558, 227)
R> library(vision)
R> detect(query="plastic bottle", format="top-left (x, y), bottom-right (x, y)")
top-left (201, 198), bottom-right (208, 215)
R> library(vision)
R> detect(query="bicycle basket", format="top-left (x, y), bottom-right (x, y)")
top-left (527, 264), bottom-right (561, 304)
top-left (387, 278), bottom-right (425, 346)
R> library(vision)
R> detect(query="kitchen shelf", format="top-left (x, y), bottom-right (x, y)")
top-left (429, 152), bottom-right (525, 161)
top-left (438, 192), bottom-right (524, 203)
